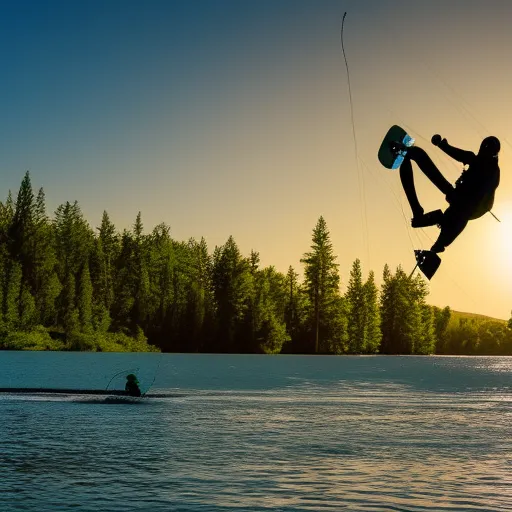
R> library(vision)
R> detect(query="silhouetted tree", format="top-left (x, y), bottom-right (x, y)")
top-left (346, 259), bottom-right (365, 353)
top-left (363, 270), bottom-right (381, 353)
top-left (301, 216), bottom-right (344, 353)
top-left (433, 306), bottom-right (451, 353)
top-left (0, 173), bottom-right (510, 355)
top-left (212, 236), bottom-right (252, 352)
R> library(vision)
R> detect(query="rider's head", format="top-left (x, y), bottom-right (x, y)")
top-left (479, 136), bottom-right (500, 158)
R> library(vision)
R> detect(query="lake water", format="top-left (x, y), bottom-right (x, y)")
top-left (0, 353), bottom-right (511, 511)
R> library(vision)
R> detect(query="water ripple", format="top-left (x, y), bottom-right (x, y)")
top-left (1, 355), bottom-right (511, 511)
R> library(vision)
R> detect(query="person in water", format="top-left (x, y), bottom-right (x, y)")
top-left (398, 134), bottom-right (500, 253)
top-left (125, 374), bottom-right (142, 397)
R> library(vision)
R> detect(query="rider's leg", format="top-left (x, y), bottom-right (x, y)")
top-left (406, 146), bottom-right (454, 195)
top-left (400, 146), bottom-right (455, 226)
top-left (430, 207), bottom-right (469, 253)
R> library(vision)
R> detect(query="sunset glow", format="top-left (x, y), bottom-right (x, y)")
top-left (0, 0), bottom-right (510, 319)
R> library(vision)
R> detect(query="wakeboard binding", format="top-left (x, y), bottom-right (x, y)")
top-left (413, 250), bottom-right (441, 280)
top-left (411, 209), bottom-right (444, 228)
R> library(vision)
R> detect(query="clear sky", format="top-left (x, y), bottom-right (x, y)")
top-left (1, 0), bottom-right (511, 319)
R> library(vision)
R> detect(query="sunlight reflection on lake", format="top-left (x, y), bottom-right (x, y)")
top-left (1, 353), bottom-right (511, 511)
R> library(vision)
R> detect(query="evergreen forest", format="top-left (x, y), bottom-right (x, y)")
top-left (1, 173), bottom-right (511, 355)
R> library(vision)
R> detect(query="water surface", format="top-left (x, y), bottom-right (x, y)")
top-left (1, 353), bottom-right (511, 511)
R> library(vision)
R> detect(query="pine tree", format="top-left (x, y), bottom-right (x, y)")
top-left (143, 223), bottom-right (174, 348)
top-left (253, 267), bottom-right (289, 353)
top-left (7, 174), bottom-right (52, 331)
top-left (0, 192), bottom-right (14, 243)
top-left (31, 187), bottom-right (60, 326)
top-left (196, 237), bottom-right (215, 345)
top-left (401, 273), bottom-right (424, 354)
top-left (249, 250), bottom-right (260, 273)
top-left (240, 250), bottom-right (260, 352)
top-left (282, 266), bottom-right (311, 353)
top-left (4, 261), bottom-right (22, 330)
top-left (0, 255), bottom-right (5, 333)
top-left (346, 259), bottom-right (366, 353)
top-left (111, 230), bottom-right (136, 331)
top-left (90, 211), bottom-right (119, 333)
top-left (62, 273), bottom-right (80, 335)
top-left (211, 236), bottom-right (252, 352)
top-left (78, 261), bottom-right (93, 333)
top-left (417, 303), bottom-right (436, 354)
top-left (380, 266), bottom-right (434, 354)
top-left (284, 266), bottom-right (299, 338)
top-left (134, 211), bottom-right (143, 240)
top-left (109, 215), bottom-right (151, 336)
top-left (363, 270), bottom-right (381, 353)
top-left (131, 213), bottom-right (150, 333)
top-left (19, 285), bottom-right (37, 331)
top-left (184, 237), bottom-right (215, 352)
top-left (169, 240), bottom-right (197, 350)
top-left (300, 216), bottom-right (342, 353)
top-left (9, 171), bottom-right (35, 272)
top-left (433, 306), bottom-right (451, 353)
top-left (4, 190), bottom-right (14, 219)
top-left (407, 273), bottom-right (434, 354)
top-left (0, 196), bottom-right (12, 332)
top-left (379, 264), bottom-right (395, 353)
top-left (96, 211), bottom-right (119, 311)
top-left (54, 201), bottom-right (93, 335)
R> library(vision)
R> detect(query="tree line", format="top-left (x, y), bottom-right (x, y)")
top-left (1, 172), bottom-right (511, 355)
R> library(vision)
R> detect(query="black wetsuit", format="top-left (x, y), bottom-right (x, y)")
top-left (400, 139), bottom-right (500, 251)
top-left (441, 140), bottom-right (500, 218)
top-left (125, 381), bottom-right (142, 397)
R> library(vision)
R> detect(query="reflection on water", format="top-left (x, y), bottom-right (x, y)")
top-left (0, 354), bottom-right (511, 511)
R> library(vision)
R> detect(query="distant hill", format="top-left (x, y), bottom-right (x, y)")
top-left (449, 310), bottom-right (507, 326)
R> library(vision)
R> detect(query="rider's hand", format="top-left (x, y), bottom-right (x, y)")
top-left (431, 134), bottom-right (442, 146)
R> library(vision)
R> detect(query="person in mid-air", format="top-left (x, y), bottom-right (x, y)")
top-left (398, 134), bottom-right (500, 253)
top-left (125, 374), bottom-right (142, 397)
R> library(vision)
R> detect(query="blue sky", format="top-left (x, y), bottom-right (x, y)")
top-left (0, 0), bottom-right (511, 319)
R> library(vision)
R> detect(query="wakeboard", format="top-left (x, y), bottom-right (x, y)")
top-left (378, 125), bottom-right (415, 170)
top-left (378, 126), bottom-right (441, 280)
top-left (411, 250), bottom-right (441, 280)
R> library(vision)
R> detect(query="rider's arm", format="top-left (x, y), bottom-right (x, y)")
top-left (438, 139), bottom-right (475, 165)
